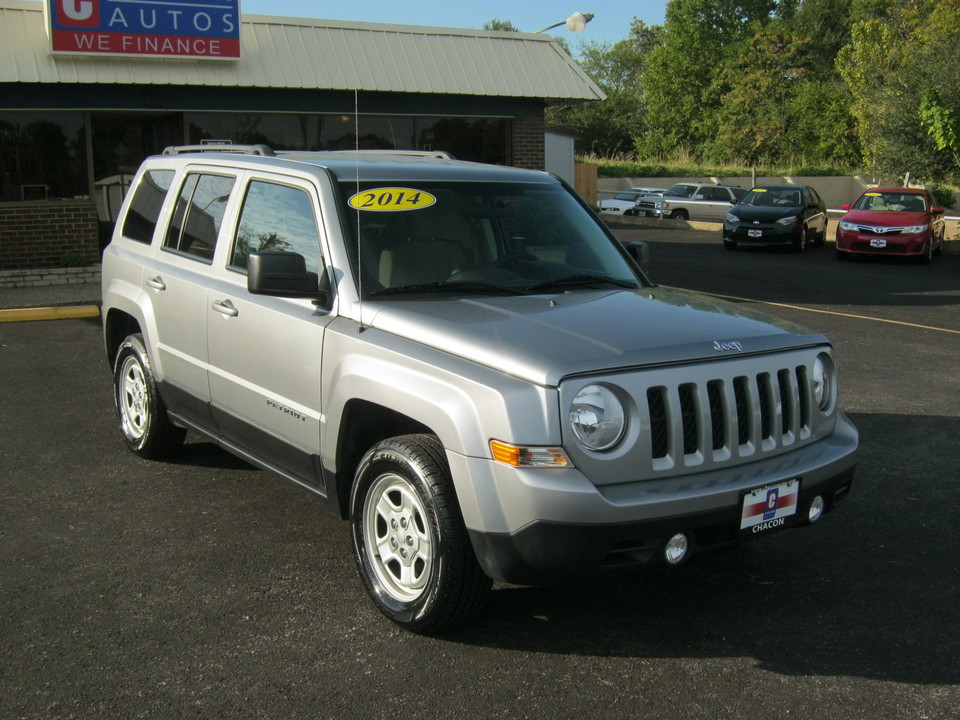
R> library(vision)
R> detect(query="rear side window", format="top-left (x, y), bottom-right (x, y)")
top-left (121, 169), bottom-right (174, 244)
top-left (230, 180), bottom-right (323, 272)
top-left (163, 173), bottom-right (236, 262)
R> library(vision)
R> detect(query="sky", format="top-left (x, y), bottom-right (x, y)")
top-left (240, 1), bottom-right (667, 48)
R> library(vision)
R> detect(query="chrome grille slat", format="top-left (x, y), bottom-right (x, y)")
top-left (642, 362), bottom-right (813, 471)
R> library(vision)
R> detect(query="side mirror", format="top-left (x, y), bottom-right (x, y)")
top-left (247, 252), bottom-right (321, 300)
top-left (625, 240), bottom-right (651, 271)
top-left (841, 203), bottom-right (852, 211)
top-left (932, 206), bottom-right (944, 214)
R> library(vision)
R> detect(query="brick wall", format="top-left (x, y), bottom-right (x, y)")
top-left (0, 202), bottom-right (100, 270)
top-left (0, 264), bottom-right (102, 289)
top-left (511, 112), bottom-right (546, 170)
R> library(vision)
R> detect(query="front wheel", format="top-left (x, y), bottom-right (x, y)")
top-left (669, 209), bottom-right (689, 221)
top-left (113, 334), bottom-right (186, 458)
top-left (795, 226), bottom-right (809, 253)
top-left (350, 434), bottom-right (491, 634)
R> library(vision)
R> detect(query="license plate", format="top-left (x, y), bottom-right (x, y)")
top-left (740, 479), bottom-right (800, 532)
top-left (870, 238), bottom-right (887, 248)
top-left (748, 229), bottom-right (762, 238)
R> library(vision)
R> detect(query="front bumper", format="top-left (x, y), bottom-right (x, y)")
top-left (724, 222), bottom-right (801, 246)
top-left (451, 413), bottom-right (858, 585)
top-left (835, 228), bottom-right (932, 256)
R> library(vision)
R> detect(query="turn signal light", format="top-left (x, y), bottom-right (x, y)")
top-left (489, 440), bottom-right (571, 468)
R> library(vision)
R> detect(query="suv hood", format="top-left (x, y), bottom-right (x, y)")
top-left (364, 287), bottom-right (823, 386)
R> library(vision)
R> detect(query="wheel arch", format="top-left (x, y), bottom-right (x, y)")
top-left (331, 399), bottom-right (433, 518)
top-left (103, 307), bottom-right (143, 365)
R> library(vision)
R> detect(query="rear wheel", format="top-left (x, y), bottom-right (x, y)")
top-left (350, 434), bottom-right (491, 634)
top-left (113, 334), bottom-right (186, 458)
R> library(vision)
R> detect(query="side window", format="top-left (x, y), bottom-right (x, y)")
top-left (230, 180), bottom-right (323, 272)
top-left (163, 173), bottom-right (236, 262)
top-left (121, 169), bottom-right (174, 244)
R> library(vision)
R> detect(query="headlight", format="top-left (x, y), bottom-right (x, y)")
top-left (903, 224), bottom-right (929, 234)
top-left (776, 215), bottom-right (799, 226)
top-left (569, 384), bottom-right (626, 451)
top-left (812, 353), bottom-right (836, 412)
top-left (839, 220), bottom-right (857, 231)
top-left (725, 212), bottom-right (739, 223)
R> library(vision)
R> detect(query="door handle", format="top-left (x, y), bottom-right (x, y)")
top-left (211, 299), bottom-right (239, 318)
top-left (145, 276), bottom-right (166, 291)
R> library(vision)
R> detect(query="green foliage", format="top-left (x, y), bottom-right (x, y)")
top-left (839, 0), bottom-right (960, 183)
top-left (483, 19), bottom-right (520, 32)
top-left (930, 184), bottom-right (957, 209)
top-left (59, 252), bottom-right (87, 268)
top-left (583, 155), bottom-right (854, 178)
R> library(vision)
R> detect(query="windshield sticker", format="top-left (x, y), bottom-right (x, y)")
top-left (865, 192), bottom-right (882, 196)
top-left (753, 188), bottom-right (767, 192)
top-left (348, 188), bottom-right (437, 212)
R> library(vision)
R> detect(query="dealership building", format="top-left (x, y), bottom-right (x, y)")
top-left (0, 0), bottom-right (603, 270)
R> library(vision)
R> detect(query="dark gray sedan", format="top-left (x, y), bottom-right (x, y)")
top-left (723, 184), bottom-right (828, 252)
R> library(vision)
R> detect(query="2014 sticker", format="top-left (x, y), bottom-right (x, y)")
top-left (348, 188), bottom-right (437, 212)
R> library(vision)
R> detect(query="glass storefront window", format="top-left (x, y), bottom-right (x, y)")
top-left (0, 112), bottom-right (87, 202)
top-left (186, 112), bottom-right (507, 164)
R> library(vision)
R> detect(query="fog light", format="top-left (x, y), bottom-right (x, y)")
top-left (808, 495), bottom-right (825, 523)
top-left (664, 533), bottom-right (689, 565)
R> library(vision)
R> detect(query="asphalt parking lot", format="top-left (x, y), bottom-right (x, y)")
top-left (2, 226), bottom-right (959, 719)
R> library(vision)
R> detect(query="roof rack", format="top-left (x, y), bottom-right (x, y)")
top-left (162, 144), bottom-right (276, 156)
top-left (352, 150), bottom-right (454, 159)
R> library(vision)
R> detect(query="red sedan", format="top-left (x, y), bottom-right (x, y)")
top-left (835, 188), bottom-right (945, 262)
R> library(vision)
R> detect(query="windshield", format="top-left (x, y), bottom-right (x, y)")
top-left (341, 181), bottom-right (644, 298)
top-left (741, 187), bottom-right (803, 207)
top-left (665, 184), bottom-right (697, 198)
top-left (852, 191), bottom-right (927, 212)
top-left (613, 192), bottom-right (640, 201)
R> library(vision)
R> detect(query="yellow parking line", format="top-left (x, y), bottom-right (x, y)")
top-left (0, 305), bottom-right (101, 323)
top-left (689, 290), bottom-right (960, 336)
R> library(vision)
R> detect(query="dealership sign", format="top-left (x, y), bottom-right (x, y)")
top-left (46, 0), bottom-right (241, 60)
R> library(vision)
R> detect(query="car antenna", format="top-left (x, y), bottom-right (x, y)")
top-left (354, 88), bottom-right (366, 333)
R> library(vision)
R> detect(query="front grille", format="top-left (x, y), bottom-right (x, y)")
top-left (642, 361), bottom-right (813, 469)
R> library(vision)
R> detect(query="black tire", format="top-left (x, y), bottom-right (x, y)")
top-left (815, 221), bottom-right (827, 246)
top-left (723, 239), bottom-right (737, 251)
top-left (795, 226), bottom-right (809, 253)
top-left (113, 334), bottom-right (186, 458)
top-left (350, 434), bottom-right (492, 634)
top-left (669, 209), bottom-right (689, 221)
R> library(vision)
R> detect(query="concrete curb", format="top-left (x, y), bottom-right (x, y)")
top-left (0, 305), bottom-right (101, 323)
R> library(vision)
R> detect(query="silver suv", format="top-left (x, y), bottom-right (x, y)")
top-left (102, 146), bottom-right (858, 633)
top-left (634, 182), bottom-right (747, 221)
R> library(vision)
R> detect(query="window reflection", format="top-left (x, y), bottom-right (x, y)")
top-left (231, 181), bottom-right (322, 272)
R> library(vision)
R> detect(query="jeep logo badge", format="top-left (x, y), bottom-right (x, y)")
top-left (714, 340), bottom-right (744, 352)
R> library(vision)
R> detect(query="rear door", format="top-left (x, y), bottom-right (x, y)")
top-left (148, 168), bottom-right (238, 427)
top-left (205, 171), bottom-right (332, 488)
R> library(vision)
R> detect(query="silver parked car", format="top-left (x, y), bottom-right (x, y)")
top-left (102, 146), bottom-right (858, 633)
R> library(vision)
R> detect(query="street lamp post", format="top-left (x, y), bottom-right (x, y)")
top-left (534, 11), bottom-right (595, 34)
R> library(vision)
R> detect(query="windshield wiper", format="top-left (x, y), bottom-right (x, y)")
top-left (369, 281), bottom-right (524, 297)
top-left (523, 275), bottom-right (639, 293)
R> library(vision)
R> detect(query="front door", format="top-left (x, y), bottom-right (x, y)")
top-left (206, 173), bottom-right (331, 488)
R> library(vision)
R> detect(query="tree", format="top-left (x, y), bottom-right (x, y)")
top-left (838, 0), bottom-right (960, 182)
top-left (549, 20), bottom-right (662, 156)
top-left (637, 0), bottom-right (779, 159)
top-left (708, 24), bottom-right (811, 163)
top-left (483, 19), bottom-right (520, 32)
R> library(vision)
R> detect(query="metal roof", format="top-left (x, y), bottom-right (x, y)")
top-left (0, 0), bottom-right (604, 101)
